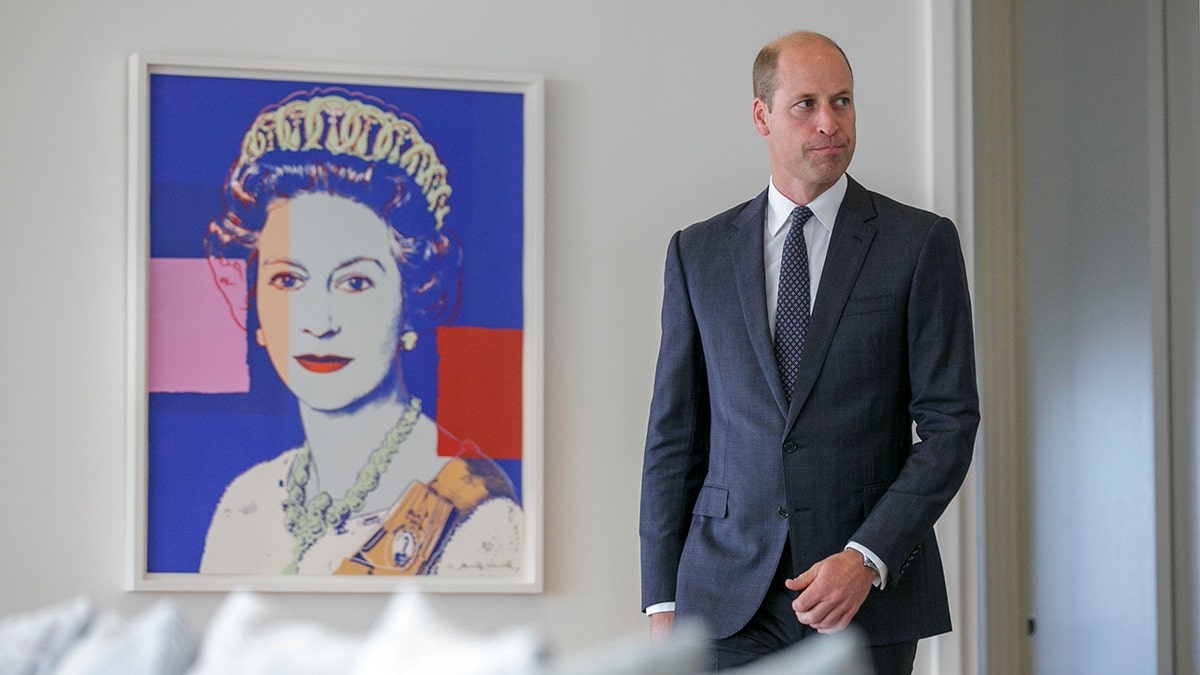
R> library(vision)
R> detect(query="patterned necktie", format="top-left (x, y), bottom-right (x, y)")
top-left (774, 206), bottom-right (814, 402)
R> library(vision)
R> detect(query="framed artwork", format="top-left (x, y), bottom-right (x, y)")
top-left (125, 54), bottom-right (543, 592)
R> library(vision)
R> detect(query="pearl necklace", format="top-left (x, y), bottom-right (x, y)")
top-left (282, 397), bottom-right (422, 573)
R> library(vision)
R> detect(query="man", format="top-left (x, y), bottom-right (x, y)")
top-left (639, 31), bottom-right (978, 674)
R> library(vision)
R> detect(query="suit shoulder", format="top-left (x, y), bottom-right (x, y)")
top-left (692, 196), bottom-right (760, 228)
top-left (676, 194), bottom-right (762, 244)
top-left (856, 187), bottom-right (968, 274)
top-left (865, 189), bottom-right (948, 228)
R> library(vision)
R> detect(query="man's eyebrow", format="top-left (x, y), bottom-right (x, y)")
top-left (791, 88), bottom-right (853, 99)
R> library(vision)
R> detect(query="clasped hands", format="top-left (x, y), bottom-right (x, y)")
top-left (787, 548), bottom-right (877, 634)
top-left (648, 549), bottom-right (876, 640)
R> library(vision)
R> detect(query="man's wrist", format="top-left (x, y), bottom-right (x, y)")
top-left (860, 552), bottom-right (880, 578)
top-left (845, 541), bottom-right (887, 589)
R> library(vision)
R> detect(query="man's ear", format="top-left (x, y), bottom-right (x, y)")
top-left (752, 98), bottom-right (771, 137)
top-left (208, 256), bottom-right (250, 330)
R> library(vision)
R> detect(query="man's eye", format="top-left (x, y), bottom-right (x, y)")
top-left (796, 100), bottom-right (813, 109)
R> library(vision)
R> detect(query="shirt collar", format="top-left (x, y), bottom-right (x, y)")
top-left (766, 174), bottom-right (849, 236)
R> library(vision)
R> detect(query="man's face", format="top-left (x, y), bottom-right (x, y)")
top-left (752, 40), bottom-right (856, 205)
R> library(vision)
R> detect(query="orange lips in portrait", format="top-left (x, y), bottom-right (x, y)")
top-left (294, 354), bottom-right (353, 373)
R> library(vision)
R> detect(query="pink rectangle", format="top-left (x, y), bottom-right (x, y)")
top-left (149, 258), bottom-right (250, 393)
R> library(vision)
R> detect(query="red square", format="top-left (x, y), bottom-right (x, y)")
top-left (436, 326), bottom-right (523, 460)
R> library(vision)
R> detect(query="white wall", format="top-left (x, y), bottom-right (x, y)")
top-left (0, 0), bottom-right (967, 661)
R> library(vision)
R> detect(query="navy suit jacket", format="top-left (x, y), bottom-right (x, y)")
top-left (639, 177), bottom-right (979, 645)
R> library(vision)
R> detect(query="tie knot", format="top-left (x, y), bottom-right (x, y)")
top-left (791, 206), bottom-right (814, 228)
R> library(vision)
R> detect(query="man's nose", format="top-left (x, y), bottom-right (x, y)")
top-left (815, 104), bottom-right (839, 136)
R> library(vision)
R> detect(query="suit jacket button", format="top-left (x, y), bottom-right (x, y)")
top-left (778, 507), bottom-right (788, 518)
top-left (783, 441), bottom-right (798, 453)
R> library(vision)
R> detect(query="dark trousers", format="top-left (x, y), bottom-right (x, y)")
top-left (711, 545), bottom-right (918, 674)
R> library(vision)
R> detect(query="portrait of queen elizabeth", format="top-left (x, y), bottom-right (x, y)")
top-left (192, 88), bottom-right (524, 577)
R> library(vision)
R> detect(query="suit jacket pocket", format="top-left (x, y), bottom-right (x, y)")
top-left (843, 293), bottom-right (899, 317)
top-left (693, 485), bottom-right (728, 518)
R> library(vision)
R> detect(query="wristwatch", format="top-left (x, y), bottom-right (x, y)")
top-left (862, 554), bottom-right (881, 586)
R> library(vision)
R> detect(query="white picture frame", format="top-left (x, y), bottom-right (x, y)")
top-left (126, 54), bottom-right (543, 593)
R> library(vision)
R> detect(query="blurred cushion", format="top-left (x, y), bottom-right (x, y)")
top-left (189, 591), bottom-right (541, 675)
top-left (187, 592), bottom-right (361, 675)
top-left (55, 600), bottom-right (196, 675)
top-left (0, 596), bottom-right (92, 675)
top-left (354, 592), bottom-right (541, 674)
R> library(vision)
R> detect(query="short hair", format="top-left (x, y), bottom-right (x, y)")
top-left (752, 31), bottom-right (853, 110)
top-left (206, 87), bottom-right (462, 334)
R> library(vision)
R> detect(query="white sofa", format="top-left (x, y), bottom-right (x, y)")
top-left (0, 593), bottom-right (872, 675)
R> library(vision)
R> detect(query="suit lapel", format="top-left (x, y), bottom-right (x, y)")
top-left (785, 178), bottom-right (877, 431)
top-left (728, 190), bottom-right (791, 414)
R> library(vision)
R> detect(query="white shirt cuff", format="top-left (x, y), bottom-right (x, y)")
top-left (645, 601), bottom-right (676, 615)
top-left (845, 541), bottom-right (889, 589)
